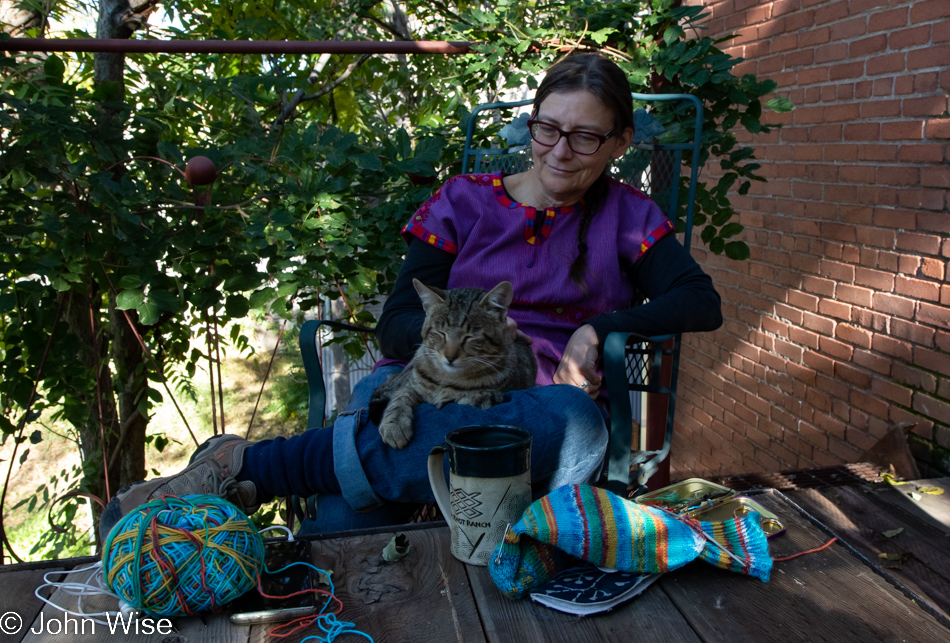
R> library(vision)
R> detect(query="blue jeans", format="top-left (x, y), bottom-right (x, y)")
top-left (243, 366), bottom-right (608, 534)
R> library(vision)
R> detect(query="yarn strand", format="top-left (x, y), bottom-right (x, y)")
top-left (33, 562), bottom-right (123, 627)
top-left (263, 559), bottom-right (374, 643)
top-left (772, 537), bottom-right (838, 561)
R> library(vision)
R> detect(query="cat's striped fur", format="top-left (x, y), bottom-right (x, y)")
top-left (369, 279), bottom-right (537, 449)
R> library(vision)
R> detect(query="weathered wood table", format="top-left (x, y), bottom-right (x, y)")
top-left (5, 478), bottom-right (950, 642)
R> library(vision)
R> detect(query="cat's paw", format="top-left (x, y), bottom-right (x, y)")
top-left (378, 413), bottom-right (414, 449)
top-left (469, 391), bottom-right (502, 409)
top-left (475, 397), bottom-right (495, 410)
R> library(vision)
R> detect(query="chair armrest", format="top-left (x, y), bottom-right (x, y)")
top-left (299, 319), bottom-right (376, 430)
top-left (603, 331), bottom-right (677, 496)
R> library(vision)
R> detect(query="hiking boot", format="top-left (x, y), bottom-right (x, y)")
top-left (99, 434), bottom-right (258, 541)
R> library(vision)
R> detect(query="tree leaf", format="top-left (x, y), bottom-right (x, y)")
top-left (117, 275), bottom-right (141, 290)
top-left (724, 241), bottom-right (751, 261)
top-left (0, 293), bottom-right (16, 313)
top-left (882, 528), bottom-right (904, 538)
top-left (44, 55), bottom-right (65, 83)
top-left (711, 208), bottom-right (733, 226)
top-left (137, 299), bottom-right (160, 325)
top-left (51, 277), bottom-right (70, 292)
top-left (225, 294), bottom-right (250, 318)
top-left (720, 222), bottom-right (744, 238)
top-left (148, 290), bottom-right (180, 312)
top-left (116, 289), bottom-right (145, 310)
top-left (765, 97), bottom-right (795, 113)
top-left (352, 153), bottom-right (382, 171)
top-left (249, 287), bottom-right (276, 310)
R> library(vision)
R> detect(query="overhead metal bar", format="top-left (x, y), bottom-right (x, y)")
top-left (0, 39), bottom-right (472, 55)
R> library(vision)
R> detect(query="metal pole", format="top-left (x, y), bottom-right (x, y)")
top-left (0, 38), bottom-right (471, 55)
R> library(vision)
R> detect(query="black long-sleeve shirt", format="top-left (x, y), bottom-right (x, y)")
top-left (377, 233), bottom-right (723, 362)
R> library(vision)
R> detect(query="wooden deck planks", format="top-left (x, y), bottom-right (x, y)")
top-left (872, 477), bottom-right (950, 536)
top-left (16, 565), bottom-right (248, 643)
top-left (658, 490), bottom-right (950, 643)
top-left (7, 479), bottom-right (950, 643)
top-left (164, 615), bottom-right (249, 643)
top-left (2, 567), bottom-right (63, 643)
top-left (465, 564), bottom-right (701, 643)
top-left (299, 526), bottom-right (486, 643)
top-left (786, 484), bottom-right (950, 620)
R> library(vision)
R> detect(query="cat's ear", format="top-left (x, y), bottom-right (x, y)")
top-left (413, 278), bottom-right (446, 313)
top-left (481, 281), bottom-right (513, 317)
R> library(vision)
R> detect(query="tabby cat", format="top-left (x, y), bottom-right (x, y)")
top-left (369, 278), bottom-right (538, 449)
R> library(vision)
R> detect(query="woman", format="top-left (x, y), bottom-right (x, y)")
top-left (100, 53), bottom-right (722, 538)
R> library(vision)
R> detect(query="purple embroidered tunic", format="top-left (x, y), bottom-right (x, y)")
top-left (395, 172), bottom-right (673, 385)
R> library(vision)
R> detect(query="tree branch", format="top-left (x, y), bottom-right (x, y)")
top-left (273, 54), bottom-right (371, 127)
top-left (389, 0), bottom-right (413, 40)
top-left (425, 0), bottom-right (471, 28)
top-left (106, 408), bottom-right (143, 472)
top-left (357, 11), bottom-right (407, 40)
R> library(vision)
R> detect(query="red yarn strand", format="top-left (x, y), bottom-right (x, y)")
top-left (262, 582), bottom-right (344, 639)
top-left (772, 537), bottom-right (838, 561)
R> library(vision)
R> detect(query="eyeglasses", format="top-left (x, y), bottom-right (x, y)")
top-left (526, 119), bottom-right (616, 155)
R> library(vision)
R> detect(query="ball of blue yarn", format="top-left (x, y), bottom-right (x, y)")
top-left (101, 494), bottom-right (265, 617)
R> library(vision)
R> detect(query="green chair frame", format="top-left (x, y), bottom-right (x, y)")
top-left (462, 93), bottom-right (704, 497)
top-left (299, 319), bottom-right (375, 429)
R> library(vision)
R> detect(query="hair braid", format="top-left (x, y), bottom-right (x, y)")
top-left (568, 171), bottom-right (610, 290)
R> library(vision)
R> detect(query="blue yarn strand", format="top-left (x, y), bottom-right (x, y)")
top-left (299, 614), bottom-right (375, 643)
top-left (266, 560), bottom-right (373, 642)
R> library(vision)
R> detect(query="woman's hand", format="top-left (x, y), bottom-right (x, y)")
top-left (554, 324), bottom-right (601, 399)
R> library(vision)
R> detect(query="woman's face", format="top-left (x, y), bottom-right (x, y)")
top-left (530, 90), bottom-right (633, 207)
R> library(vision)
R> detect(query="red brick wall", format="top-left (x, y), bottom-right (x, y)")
top-left (672, 0), bottom-right (950, 479)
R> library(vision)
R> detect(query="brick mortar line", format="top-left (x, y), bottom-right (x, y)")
top-left (719, 19), bottom-right (948, 41)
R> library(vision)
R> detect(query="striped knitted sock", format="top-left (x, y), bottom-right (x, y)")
top-left (489, 484), bottom-right (771, 599)
top-left (694, 514), bottom-right (773, 582)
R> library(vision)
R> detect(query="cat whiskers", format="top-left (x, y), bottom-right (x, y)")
top-left (462, 356), bottom-right (505, 374)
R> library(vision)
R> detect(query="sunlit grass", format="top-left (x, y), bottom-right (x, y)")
top-left (2, 317), bottom-right (310, 562)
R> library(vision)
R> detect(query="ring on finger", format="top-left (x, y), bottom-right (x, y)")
top-left (579, 379), bottom-right (590, 390)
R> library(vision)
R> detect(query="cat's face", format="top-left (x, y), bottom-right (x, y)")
top-left (413, 280), bottom-right (513, 374)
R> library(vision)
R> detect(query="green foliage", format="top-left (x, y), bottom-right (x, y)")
top-left (262, 346), bottom-right (311, 426)
top-left (0, 0), bottom-right (787, 553)
top-left (9, 462), bottom-right (93, 559)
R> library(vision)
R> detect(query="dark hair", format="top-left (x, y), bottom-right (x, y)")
top-left (533, 53), bottom-right (634, 289)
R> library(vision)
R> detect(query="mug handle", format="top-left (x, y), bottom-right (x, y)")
top-left (427, 444), bottom-right (453, 528)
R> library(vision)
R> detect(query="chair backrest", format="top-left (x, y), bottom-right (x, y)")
top-left (461, 93), bottom-right (703, 249)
